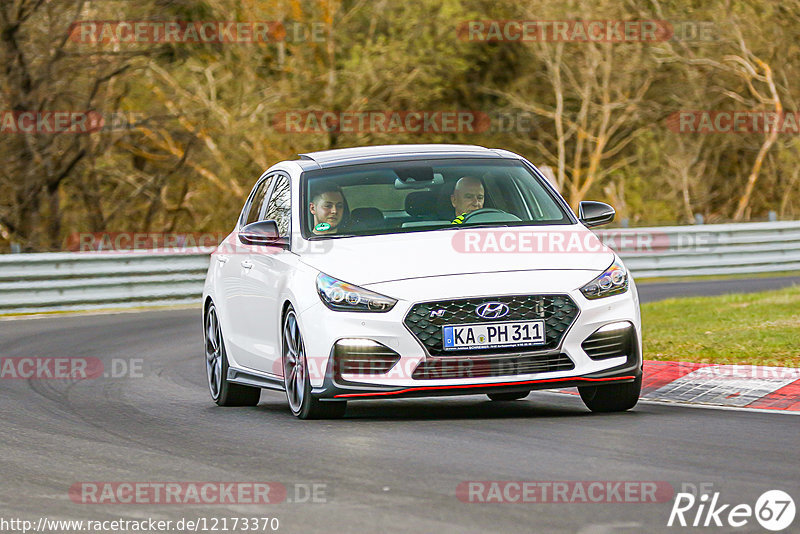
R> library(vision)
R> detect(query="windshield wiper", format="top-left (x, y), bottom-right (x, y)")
top-left (433, 223), bottom-right (511, 232)
top-left (308, 233), bottom-right (357, 240)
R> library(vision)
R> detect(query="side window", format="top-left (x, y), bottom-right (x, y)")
top-left (264, 174), bottom-right (291, 236)
top-left (243, 175), bottom-right (274, 226)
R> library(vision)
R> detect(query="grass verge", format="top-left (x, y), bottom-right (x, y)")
top-left (635, 270), bottom-right (800, 284)
top-left (0, 303), bottom-right (197, 320)
top-left (642, 285), bottom-right (800, 367)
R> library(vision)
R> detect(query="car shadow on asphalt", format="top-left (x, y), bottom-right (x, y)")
top-left (252, 391), bottom-right (647, 422)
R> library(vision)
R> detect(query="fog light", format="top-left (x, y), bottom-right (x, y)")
top-left (596, 321), bottom-right (632, 334)
top-left (333, 339), bottom-right (401, 375)
top-left (581, 321), bottom-right (635, 360)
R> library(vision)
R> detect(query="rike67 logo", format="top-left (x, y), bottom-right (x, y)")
top-left (668, 489), bottom-right (795, 531)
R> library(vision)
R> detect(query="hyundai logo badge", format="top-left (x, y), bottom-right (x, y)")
top-left (475, 302), bottom-right (509, 319)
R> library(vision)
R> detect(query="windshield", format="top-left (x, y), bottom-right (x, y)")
top-left (301, 158), bottom-right (573, 238)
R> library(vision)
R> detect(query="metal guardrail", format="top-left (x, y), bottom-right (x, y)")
top-left (0, 251), bottom-right (211, 315)
top-left (1, 221), bottom-right (799, 315)
top-left (603, 220), bottom-right (800, 278)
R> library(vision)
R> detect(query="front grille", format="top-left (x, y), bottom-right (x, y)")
top-left (412, 353), bottom-right (574, 380)
top-left (404, 294), bottom-right (579, 357)
top-left (581, 323), bottom-right (635, 360)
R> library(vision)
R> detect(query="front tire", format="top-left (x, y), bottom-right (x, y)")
top-left (579, 376), bottom-right (641, 413)
top-left (283, 307), bottom-right (346, 419)
top-left (205, 303), bottom-right (261, 407)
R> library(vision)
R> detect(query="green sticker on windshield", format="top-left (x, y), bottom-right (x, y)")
top-left (315, 222), bottom-right (331, 232)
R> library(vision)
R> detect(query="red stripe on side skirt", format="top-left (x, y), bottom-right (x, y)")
top-left (333, 375), bottom-right (636, 398)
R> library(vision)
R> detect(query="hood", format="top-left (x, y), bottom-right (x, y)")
top-left (297, 224), bottom-right (615, 286)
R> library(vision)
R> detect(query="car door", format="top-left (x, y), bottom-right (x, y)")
top-left (236, 172), bottom-right (297, 375)
top-left (220, 173), bottom-right (274, 370)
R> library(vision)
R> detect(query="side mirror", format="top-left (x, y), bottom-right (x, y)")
top-left (238, 220), bottom-right (288, 247)
top-left (579, 201), bottom-right (615, 228)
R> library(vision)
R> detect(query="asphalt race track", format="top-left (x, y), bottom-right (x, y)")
top-left (1, 278), bottom-right (798, 533)
top-left (636, 274), bottom-right (800, 303)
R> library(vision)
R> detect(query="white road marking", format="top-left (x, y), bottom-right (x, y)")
top-left (537, 391), bottom-right (800, 415)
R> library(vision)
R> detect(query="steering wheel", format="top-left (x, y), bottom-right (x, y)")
top-left (460, 208), bottom-right (520, 223)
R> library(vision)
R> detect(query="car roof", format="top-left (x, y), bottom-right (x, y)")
top-left (295, 144), bottom-right (514, 170)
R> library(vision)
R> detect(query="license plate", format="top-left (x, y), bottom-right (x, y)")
top-left (442, 320), bottom-right (546, 350)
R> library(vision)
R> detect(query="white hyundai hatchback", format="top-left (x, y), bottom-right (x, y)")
top-left (202, 144), bottom-right (642, 419)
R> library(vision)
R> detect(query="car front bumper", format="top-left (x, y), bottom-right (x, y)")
top-left (297, 272), bottom-right (642, 400)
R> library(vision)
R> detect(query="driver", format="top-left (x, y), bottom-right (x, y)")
top-left (450, 176), bottom-right (485, 224)
top-left (309, 182), bottom-right (346, 235)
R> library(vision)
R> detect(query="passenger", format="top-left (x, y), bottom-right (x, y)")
top-left (309, 182), bottom-right (346, 235)
top-left (450, 176), bottom-right (485, 224)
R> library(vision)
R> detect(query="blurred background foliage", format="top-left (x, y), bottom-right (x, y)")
top-left (2, 0), bottom-right (799, 251)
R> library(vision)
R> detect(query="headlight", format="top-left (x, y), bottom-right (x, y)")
top-left (580, 258), bottom-right (628, 299)
top-left (316, 273), bottom-right (397, 312)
